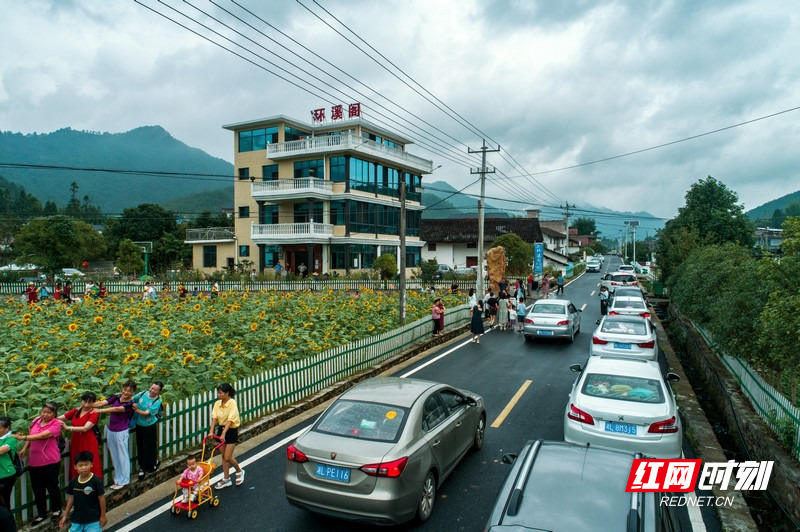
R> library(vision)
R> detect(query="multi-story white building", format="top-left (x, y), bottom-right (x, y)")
top-left (186, 113), bottom-right (433, 275)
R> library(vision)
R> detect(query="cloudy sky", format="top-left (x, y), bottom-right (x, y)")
top-left (2, 0), bottom-right (798, 222)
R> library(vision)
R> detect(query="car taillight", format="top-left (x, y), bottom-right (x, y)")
top-left (592, 336), bottom-right (609, 345)
top-left (360, 456), bottom-right (408, 478)
top-left (637, 340), bottom-right (655, 348)
top-left (286, 444), bottom-right (308, 463)
top-left (639, 312), bottom-right (650, 318)
top-left (556, 320), bottom-right (569, 326)
top-left (648, 416), bottom-right (679, 433)
top-left (608, 311), bottom-right (619, 315)
top-left (524, 318), bottom-right (535, 324)
top-left (567, 404), bottom-right (594, 425)
top-left (631, 281), bottom-right (637, 285)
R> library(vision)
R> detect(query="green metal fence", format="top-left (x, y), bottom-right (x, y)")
top-left (9, 304), bottom-right (472, 522)
top-left (694, 324), bottom-right (800, 461)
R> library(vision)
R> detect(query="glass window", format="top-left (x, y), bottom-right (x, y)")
top-left (294, 202), bottom-right (324, 223)
top-left (239, 245), bottom-right (250, 257)
top-left (202, 246), bottom-right (217, 268)
top-left (284, 126), bottom-right (310, 142)
top-left (581, 373), bottom-right (665, 404)
top-left (238, 167), bottom-right (250, 180)
top-left (601, 318), bottom-right (648, 336)
top-left (238, 206), bottom-right (250, 218)
top-left (427, 243), bottom-right (437, 251)
top-left (261, 205), bottom-right (279, 224)
top-left (438, 390), bottom-right (466, 415)
top-left (330, 156), bottom-right (346, 183)
top-left (262, 164), bottom-right (279, 180)
top-left (329, 201), bottom-right (346, 225)
top-left (294, 159), bottom-right (324, 179)
top-left (314, 400), bottom-right (408, 443)
top-left (532, 303), bottom-right (568, 315)
top-left (406, 246), bottom-right (420, 268)
top-left (422, 395), bottom-right (447, 431)
top-left (238, 127), bottom-right (278, 152)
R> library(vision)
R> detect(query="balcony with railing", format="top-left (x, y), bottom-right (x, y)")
top-left (251, 177), bottom-right (335, 201)
top-left (250, 222), bottom-right (333, 243)
top-left (266, 132), bottom-right (433, 174)
top-left (185, 227), bottom-right (235, 243)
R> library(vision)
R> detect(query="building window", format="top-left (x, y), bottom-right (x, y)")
top-left (238, 127), bottom-right (278, 152)
top-left (294, 202), bottom-right (324, 223)
top-left (427, 243), bottom-right (437, 251)
top-left (239, 245), bottom-right (250, 257)
top-left (238, 167), bottom-right (250, 180)
top-left (329, 201), bottom-right (345, 225)
top-left (406, 246), bottom-right (420, 268)
top-left (203, 246), bottom-right (217, 268)
top-left (330, 156), bottom-right (346, 183)
top-left (262, 164), bottom-right (279, 180)
top-left (239, 206), bottom-right (250, 218)
top-left (349, 158), bottom-right (375, 193)
top-left (466, 242), bottom-right (477, 249)
top-left (294, 159), bottom-right (324, 179)
top-left (466, 256), bottom-right (478, 267)
top-left (284, 126), bottom-right (309, 142)
top-left (261, 205), bottom-right (279, 224)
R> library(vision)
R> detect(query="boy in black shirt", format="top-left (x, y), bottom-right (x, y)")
top-left (59, 451), bottom-right (106, 531)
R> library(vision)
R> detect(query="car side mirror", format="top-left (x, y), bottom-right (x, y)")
top-left (501, 453), bottom-right (517, 465)
top-left (466, 397), bottom-right (478, 407)
top-left (596, 319), bottom-right (601, 325)
top-left (665, 372), bottom-right (681, 383)
top-left (570, 363), bottom-right (583, 373)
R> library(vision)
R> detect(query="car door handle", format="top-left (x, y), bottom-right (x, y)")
top-left (432, 440), bottom-right (441, 447)
top-left (455, 421), bottom-right (463, 427)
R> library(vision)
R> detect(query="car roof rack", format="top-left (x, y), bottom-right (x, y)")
top-left (505, 440), bottom-right (542, 517)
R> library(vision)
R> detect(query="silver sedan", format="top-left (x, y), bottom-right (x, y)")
top-left (284, 377), bottom-right (486, 525)
top-left (523, 298), bottom-right (582, 343)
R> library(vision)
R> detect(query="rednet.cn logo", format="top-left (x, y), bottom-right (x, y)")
top-left (625, 459), bottom-right (774, 507)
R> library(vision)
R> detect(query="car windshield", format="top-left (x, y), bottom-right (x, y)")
top-left (532, 304), bottom-right (566, 315)
top-left (612, 299), bottom-right (646, 310)
top-left (582, 373), bottom-right (665, 403)
top-left (314, 400), bottom-right (408, 442)
top-left (601, 319), bottom-right (647, 335)
top-left (612, 274), bottom-right (636, 282)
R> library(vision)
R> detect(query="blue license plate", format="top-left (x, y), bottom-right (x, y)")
top-left (538, 330), bottom-right (554, 335)
top-left (613, 342), bottom-right (632, 349)
top-left (604, 421), bottom-right (637, 435)
top-left (315, 463), bottom-right (351, 483)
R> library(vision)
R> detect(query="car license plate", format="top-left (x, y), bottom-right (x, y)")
top-left (604, 422), bottom-right (637, 435)
top-left (315, 463), bottom-right (351, 483)
top-left (613, 342), bottom-right (632, 349)
top-left (538, 330), bottom-right (554, 335)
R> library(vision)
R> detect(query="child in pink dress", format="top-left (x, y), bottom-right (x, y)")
top-left (177, 455), bottom-right (204, 503)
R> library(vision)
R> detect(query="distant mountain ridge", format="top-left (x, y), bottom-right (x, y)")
top-left (745, 189), bottom-right (800, 223)
top-left (0, 126), bottom-right (232, 213)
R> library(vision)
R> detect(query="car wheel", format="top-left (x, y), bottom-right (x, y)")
top-left (472, 414), bottom-right (486, 451)
top-left (524, 335), bottom-right (533, 343)
top-left (417, 471), bottom-right (436, 522)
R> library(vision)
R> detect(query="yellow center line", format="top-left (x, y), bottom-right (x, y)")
top-left (490, 379), bottom-right (533, 428)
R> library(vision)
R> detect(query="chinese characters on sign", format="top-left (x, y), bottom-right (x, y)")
top-left (626, 459), bottom-right (774, 503)
top-left (310, 103), bottom-right (361, 123)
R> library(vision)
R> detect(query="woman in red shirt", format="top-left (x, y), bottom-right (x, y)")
top-left (59, 392), bottom-right (102, 480)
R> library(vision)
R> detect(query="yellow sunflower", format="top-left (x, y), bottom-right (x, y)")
top-left (185, 325), bottom-right (195, 334)
top-left (270, 319), bottom-right (278, 326)
top-left (161, 328), bottom-right (170, 338)
top-left (193, 304), bottom-right (201, 311)
top-left (123, 352), bottom-right (140, 364)
top-left (116, 324), bottom-right (124, 331)
top-left (68, 323), bottom-right (78, 332)
top-left (65, 308), bottom-right (74, 316)
top-left (122, 330), bottom-right (132, 338)
top-left (143, 363), bottom-right (155, 374)
top-left (61, 383), bottom-right (76, 391)
top-left (249, 323), bottom-right (258, 331)
top-left (182, 353), bottom-right (196, 365)
top-left (94, 316), bottom-right (103, 324)
top-left (108, 372), bottom-right (120, 386)
top-left (47, 367), bottom-right (60, 377)
top-left (31, 363), bottom-right (48, 376)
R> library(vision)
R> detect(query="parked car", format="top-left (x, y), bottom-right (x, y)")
top-left (591, 315), bottom-right (658, 361)
top-left (433, 264), bottom-right (453, 280)
top-left (593, 253), bottom-right (605, 264)
top-left (485, 440), bottom-right (679, 531)
top-left (522, 298), bottom-right (582, 343)
top-left (585, 259), bottom-right (602, 272)
top-left (564, 356), bottom-right (682, 458)
top-left (608, 296), bottom-right (651, 319)
top-left (285, 377), bottom-right (486, 525)
top-left (600, 272), bottom-right (638, 293)
top-left (617, 264), bottom-right (636, 274)
top-left (453, 267), bottom-right (477, 277)
top-left (611, 285), bottom-right (645, 302)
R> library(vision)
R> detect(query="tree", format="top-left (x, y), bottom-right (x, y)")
top-left (105, 204), bottom-right (179, 254)
top-left (573, 217), bottom-right (597, 236)
top-left (190, 211), bottom-right (232, 229)
top-left (373, 253), bottom-right (398, 280)
top-left (116, 239), bottom-right (145, 275)
top-left (655, 176), bottom-right (754, 283)
top-left (151, 233), bottom-right (192, 273)
top-left (418, 259), bottom-right (439, 282)
top-left (490, 233), bottom-right (533, 275)
top-left (12, 216), bottom-right (105, 276)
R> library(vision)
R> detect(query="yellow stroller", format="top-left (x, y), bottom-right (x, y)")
top-left (170, 435), bottom-right (224, 520)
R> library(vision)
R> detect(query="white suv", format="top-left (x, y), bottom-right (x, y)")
top-left (617, 264), bottom-right (635, 274)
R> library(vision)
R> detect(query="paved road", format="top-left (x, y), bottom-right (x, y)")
top-left (110, 257), bottom-right (722, 531)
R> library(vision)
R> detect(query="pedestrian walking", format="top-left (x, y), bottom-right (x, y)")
top-left (487, 292), bottom-right (499, 327)
top-left (470, 300), bottom-right (485, 343)
top-left (541, 274), bottom-right (551, 299)
top-left (556, 272), bottom-right (565, 295)
top-left (498, 295), bottom-right (509, 331)
top-left (516, 298), bottom-right (527, 332)
top-left (209, 384), bottom-right (244, 489)
top-left (431, 298), bottom-right (445, 337)
top-left (599, 286), bottom-right (609, 316)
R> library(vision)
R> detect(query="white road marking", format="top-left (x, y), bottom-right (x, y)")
top-left (400, 337), bottom-right (475, 378)
top-left (580, 303), bottom-right (587, 311)
top-left (681, 451), bottom-right (707, 531)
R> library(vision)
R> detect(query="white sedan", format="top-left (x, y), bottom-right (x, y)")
top-left (591, 315), bottom-right (658, 361)
top-left (564, 356), bottom-right (682, 459)
top-left (608, 296), bottom-right (651, 319)
top-left (523, 299), bottom-right (582, 343)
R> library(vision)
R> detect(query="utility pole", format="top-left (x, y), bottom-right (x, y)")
top-left (560, 202), bottom-right (575, 235)
top-left (628, 220), bottom-right (639, 265)
top-left (399, 180), bottom-right (406, 324)
top-left (469, 140), bottom-right (500, 297)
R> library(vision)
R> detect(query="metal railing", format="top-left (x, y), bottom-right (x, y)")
top-left (251, 177), bottom-right (334, 196)
top-left (8, 304), bottom-right (471, 522)
top-left (250, 222), bottom-right (333, 239)
top-left (184, 227), bottom-right (235, 242)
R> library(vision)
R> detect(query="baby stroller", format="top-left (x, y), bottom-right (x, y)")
top-left (170, 435), bottom-right (224, 520)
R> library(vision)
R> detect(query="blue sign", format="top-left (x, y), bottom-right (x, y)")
top-left (534, 243), bottom-right (544, 274)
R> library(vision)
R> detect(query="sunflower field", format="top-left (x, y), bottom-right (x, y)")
top-left (1, 288), bottom-right (465, 431)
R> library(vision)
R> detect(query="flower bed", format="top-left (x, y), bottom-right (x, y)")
top-left (2, 288), bottom-right (465, 430)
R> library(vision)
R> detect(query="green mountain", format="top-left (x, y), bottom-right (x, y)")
top-left (746, 189), bottom-right (800, 224)
top-left (422, 180), bottom-right (512, 219)
top-left (0, 126), bottom-right (232, 214)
